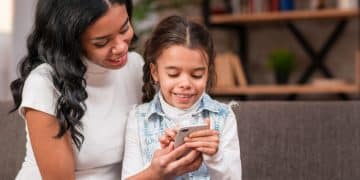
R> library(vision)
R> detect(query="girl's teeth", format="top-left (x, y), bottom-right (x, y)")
top-left (175, 93), bottom-right (191, 98)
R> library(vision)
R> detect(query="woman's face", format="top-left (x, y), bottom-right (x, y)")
top-left (81, 4), bottom-right (133, 69)
top-left (151, 45), bottom-right (209, 110)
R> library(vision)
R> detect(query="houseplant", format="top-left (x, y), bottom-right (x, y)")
top-left (267, 48), bottom-right (296, 84)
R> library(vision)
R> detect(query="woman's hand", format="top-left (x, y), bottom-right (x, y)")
top-left (184, 118), bottom-right (219, 156)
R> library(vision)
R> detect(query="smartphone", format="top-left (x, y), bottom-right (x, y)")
top-left (174, 124), bottom-right (208, 148)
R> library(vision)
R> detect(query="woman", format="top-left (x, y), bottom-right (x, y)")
top-left (10, 0), bottom-right (201, 179)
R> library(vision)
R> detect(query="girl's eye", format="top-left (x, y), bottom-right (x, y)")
top-left (192, 75), bottom-right (203, 79)
top-left (168, 74), bottom-right (178, 78)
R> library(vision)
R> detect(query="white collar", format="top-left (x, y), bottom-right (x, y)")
top-left (83, 57), bottom-right (110, 74)
top-left (159, 92), bottom-right (203, 125)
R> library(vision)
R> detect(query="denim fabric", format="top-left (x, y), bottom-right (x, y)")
top-left (134, 93), bottom-right (231, 180)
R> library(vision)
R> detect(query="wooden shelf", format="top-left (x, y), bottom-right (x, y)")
top-left (209, 9), bottom-right (359, 24)
top-left (210, 84), bottom-right (359, 96)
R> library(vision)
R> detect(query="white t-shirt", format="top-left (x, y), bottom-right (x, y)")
top-left (16, 52), bottom-right (144, 180)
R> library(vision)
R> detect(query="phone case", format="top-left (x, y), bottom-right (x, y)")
top-left (174, 124), bottom-right (208, 148)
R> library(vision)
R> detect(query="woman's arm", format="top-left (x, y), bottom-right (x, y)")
top-left (25, 108), bottom-right (76, 180)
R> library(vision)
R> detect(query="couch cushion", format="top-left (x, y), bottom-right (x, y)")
top-left (2, 100), bottom-right (359, 180)
top-left (233, 101), bottom-right (360, 180)
top-left (0, 101), bottom-right (25, 179)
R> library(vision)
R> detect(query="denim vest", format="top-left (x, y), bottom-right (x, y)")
top-left (135, 93), bottom-right (231, 180)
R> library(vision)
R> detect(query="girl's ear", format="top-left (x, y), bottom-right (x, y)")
top-left (150, 63), bottom-right (159, 82)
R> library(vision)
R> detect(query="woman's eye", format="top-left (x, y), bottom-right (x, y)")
top-left (120, 26), bottom-right (129, 34)
top-left (93, 41), bottom-right (108, 48)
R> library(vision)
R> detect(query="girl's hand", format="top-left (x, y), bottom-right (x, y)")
top-left (184, 118), bottom-right (219, 156)
top-left (149, 142), bottom-right (203, 179)
top-left (159, 128), bottom-right (177, 149)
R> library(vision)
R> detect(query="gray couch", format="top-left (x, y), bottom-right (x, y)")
top-left (1, 101), bottom-right (359, 180)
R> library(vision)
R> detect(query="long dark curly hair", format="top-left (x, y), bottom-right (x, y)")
top-left (142, 15), bottom-right (216, 103)
top-left (10, 0), bottom-right (133, 150)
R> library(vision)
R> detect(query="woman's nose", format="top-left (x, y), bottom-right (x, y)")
top-left (112, 37), bottom-right (127, 55)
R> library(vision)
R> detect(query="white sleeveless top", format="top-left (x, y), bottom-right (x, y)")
top-left (16, 52), bottom-right (143, 180)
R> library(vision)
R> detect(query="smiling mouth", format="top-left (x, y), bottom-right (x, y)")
top-left (110, 54), bottom-right (126, 62)
top-left (173, 93), bottom-right (194, 98)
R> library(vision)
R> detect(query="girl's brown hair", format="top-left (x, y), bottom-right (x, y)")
top-left (142, 15), bottom-right (216, 102)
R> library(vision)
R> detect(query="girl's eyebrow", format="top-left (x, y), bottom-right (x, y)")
top-left (193, 67), bottom-right (206, 71)
top-left (165, 66), bottom-right (206, 71)
top-left (91, 17), bottom-right (129, 41)
top-left (165, 66), bottom-right (179, 70)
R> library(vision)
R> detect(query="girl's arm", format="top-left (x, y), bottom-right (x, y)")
top-left (203, 108), bottom-right (242, 179)
top-left (185, 108), bottom-right (242, 179)
top-left (25, 108), bottom-right (76, 180)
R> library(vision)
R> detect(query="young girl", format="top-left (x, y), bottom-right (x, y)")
top-left (10, 0), bottom-right (201, 179)
top-left (122, 15), bottom-right (242, 179)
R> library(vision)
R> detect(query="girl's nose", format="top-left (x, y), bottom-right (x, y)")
top-left (179, 76), bottom-right (192, 89)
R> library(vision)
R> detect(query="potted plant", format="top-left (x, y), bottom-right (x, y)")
top-left (267, 48), bottom-right (296, 84)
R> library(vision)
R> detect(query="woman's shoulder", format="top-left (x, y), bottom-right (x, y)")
top-left (128, 51), bottom-right (144, 68)
top-left (20, 63), bottom-right (59, 117)
top-left (25, 63), bottom-right (55, 86)
top-left (27, 63), bottom-right (54, 80)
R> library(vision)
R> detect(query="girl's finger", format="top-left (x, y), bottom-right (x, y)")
top-left (185, 135), bottom-right (219, 143)
top-left (159, 135), bottom-right (170, 143)
top-left (196, 147), bottom-right (218, 155)
top-left (165, 129), bottom-right (177, 140)
top-left (204, 118), bottom-right (211, 129)
top-left (189, 129), bottom-right (218, 138)
top-left (185, 141), bottom-right (218, 149)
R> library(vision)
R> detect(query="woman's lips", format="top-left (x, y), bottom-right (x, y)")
top-left (108, 54), bottom-right (127, 67)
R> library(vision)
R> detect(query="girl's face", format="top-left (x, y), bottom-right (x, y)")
top-left (81, 4), bottom-right (133, 69)
top-left (151, 45), bottom-right (209, 110)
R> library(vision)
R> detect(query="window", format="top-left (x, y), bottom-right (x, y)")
top-left (0, 0), bottom-right (13, 34)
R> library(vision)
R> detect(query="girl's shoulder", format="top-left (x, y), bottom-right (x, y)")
top-left (202, 94), bottom-right (238, 120)
top-left (132, 102), bottom-right (152, 115)
top-left (202, 94), bottom-right (231, 111)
